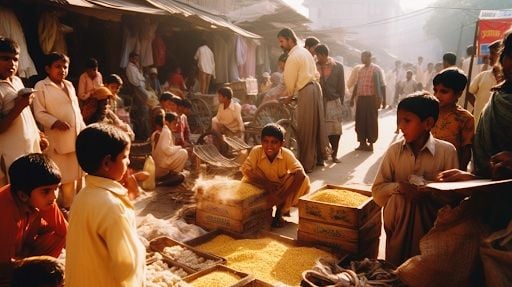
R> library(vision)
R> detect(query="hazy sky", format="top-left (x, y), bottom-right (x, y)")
top-left (400, 0), bottom-right (436, 11)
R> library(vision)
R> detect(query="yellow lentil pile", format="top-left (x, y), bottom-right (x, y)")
top-left (196, 235), bottom-right (333, 286)
top-left (309, 189), bottom-right (369, 207)
top-left (201, 180), bottom-right (264, 201)
top-left (189, 271), bottom-right (241, 287)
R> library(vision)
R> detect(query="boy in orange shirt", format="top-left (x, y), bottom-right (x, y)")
top-left (431, 68), bottom-right (474, 171)
top-left (0, 153), bottom-right (66, 285)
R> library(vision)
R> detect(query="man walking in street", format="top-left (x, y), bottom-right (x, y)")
top-left (277, 28), bottom-right (329, 173)
top-left (350, 51), bottom-right (386, 151)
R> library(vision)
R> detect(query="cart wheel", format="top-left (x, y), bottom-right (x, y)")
top-left (276, 119), bottom-right (300, 159)
top-left (253, 101), bottom-right (290, 127)
top-left (189, 98), bottom-right (212, 134)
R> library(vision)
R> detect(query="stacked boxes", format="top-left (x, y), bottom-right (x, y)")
top-left (297, 185), bottom-right (381, 259)
top-left (195, 180), bottom-right (272, 234)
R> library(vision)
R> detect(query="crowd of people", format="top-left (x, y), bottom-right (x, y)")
top-left (0, 21), bottom-right (512, 286)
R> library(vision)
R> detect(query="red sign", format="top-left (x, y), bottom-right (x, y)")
top-left (478, 19), bottom-right (512, 56)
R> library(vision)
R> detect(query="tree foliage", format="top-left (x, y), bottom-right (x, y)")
top-left (425, 0), bottom-right (510, 57)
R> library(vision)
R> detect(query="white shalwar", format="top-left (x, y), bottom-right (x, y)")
top-left (151, 126), bottom-right (188, 177)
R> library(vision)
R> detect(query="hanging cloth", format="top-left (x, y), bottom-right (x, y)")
top-left (0, 7), bottom-right (37, 78)
top-left (38, 11), bottom-right (72, 55)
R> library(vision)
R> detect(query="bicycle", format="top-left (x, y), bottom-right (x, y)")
top-left (245, 97), bottom-right (300, 159)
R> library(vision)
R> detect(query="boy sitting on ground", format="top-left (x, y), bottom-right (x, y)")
top-left (151, 111), bottom-right (188, 185)
top-left (241, 123), bottom-right (310, 227)
top-left (212, 86), bottom-right (245, 139)
top-left (372, 93), bottom-right (460, 266)
top-left (431, 68), bottom-right (474, 171)
top-left (0, 153), bottom-right (67, 285)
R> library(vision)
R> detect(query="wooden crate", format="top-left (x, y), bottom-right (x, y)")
top-left (297, 210), bottom-right (381, 257)
top-left (149, 236), bottom-right (226, 271)
top-left (197, 201), bottom-right (267, 221)
top-left (195, 182), bottom-right (267, 209)
top-left (196, 209), bottom-right (272, 234)
top-left (184, 264), bottom-right (253, 286)
top-left (298, 184), bottom-right (380, 229)
top-left (240, 279), bottom-right (274, 287)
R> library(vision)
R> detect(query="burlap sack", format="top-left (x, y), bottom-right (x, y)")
top-left (396, 202), bottom-right (489, 287)
top-left (480, 220), bottom-right (512, 287)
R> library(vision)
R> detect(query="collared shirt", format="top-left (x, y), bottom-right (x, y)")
top-left (0, 185), bottom-right (67, 280)
top-left (431, 105), bottom-right (474, 150)
top-left (125, 62), bottom-right (145, 87)
top-left (215, 101), bottom-right (244, 133)
top-left (241, 145), bottom-right (303, 183)
top-left (66, 175), bottom-right (145, 287)
top-left (194, 45), bottom-right (215, 76)
top-left (77, 71), bottom-right (103, 101)
top-left (0, 76), bottom-right (41, 176)
top-left (469, 70), bottom-right (498, 124)
top-left (356, 63), bottom-right (385, 96)
top-left (283, 45), bottom-right (318, 96)
top-left (372, 134), bottom-right (458, 207)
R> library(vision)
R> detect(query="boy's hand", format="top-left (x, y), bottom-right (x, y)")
top-left (399, 182), bottom-right (428, 203)
top-left (39, 131), bottom-right (49, 151)
top-left (490, 151), bottom-right (512, 180)
top-left (121, 170), bottom-right (149, 200)
top-left (51, 120), bottom-right (71, 131)
top-left (436, 169), bottom-right (476, 182)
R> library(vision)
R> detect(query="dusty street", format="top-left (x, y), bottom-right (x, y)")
top-left (135, 108), bottom-right (400, 258)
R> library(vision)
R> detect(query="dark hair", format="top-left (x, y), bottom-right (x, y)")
top-left (0, 37), bottom-right (19, 54)
top-left (433, 68), bottom-right (467, 93)
top-left (442, 52), bottom-right (457, 66)
top-left (9, 154), bottom-right (61, 196)
top-left (85, 58), bottom-right (98, 69)
top-left (164, 112), bottom-right (178, 123)
top-left (398, 92), bottom-right (439, 123)
top-left (502, 30), bottom-right (512, 59)
top-left (466, 45), bottom-right (475, 56)
top-left (314, 44), bottom-right (329, 56)
top-left (261, 123), bottom-right (284, 142)
top-left (129, 51), bottom-right (139, 59)
top-left (76, 123), bottom-right (130, 174)
top-left (104, 74), bottom-right (123, 85)
top-left (179, 99), bottom-right (192, 108)
top-left (153, 109), bottom-right (165, 127)
top-left (169, 96), bottom-right (182, 105)
top-left (217, 86), bottom-right (233, 100)
top-left (304, 36), bottom-right (320, 48)
top-left (277, 28), bottom-right (297, 44)
top-left (159, 91), bottom-right (174, 102)
top-left (44, 52), bottom-right (69, 68)
top-left (10, 256), bottom-right (64, 287)
top-left (278, 53), bottom-right (288, 63)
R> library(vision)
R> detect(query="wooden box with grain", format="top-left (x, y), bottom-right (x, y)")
top-left (145, 253), bottom-right (196, 278)
top-left (297, 210), bottom-right (381, 258)
top-left (298, 185), bottom-right (380, 229)
top-left (195, 180), bottom-right (267, 209)
top-left (184, 264), bottom-right (253, 287)
top-left (149, 236), bottom-right (226, 271)
top-left (196, 209), bottom-right (272, 234)
top-left (196, 200), bottom-right (267, 221)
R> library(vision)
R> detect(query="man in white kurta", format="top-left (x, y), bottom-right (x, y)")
top-left (278, 28), bottom-right (329, 173)
top-left (194, 43), bottom-right (215, 94)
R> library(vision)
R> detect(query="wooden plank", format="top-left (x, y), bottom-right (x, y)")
top-left (298, 184), bottom-right (380, 228)
top-left (197, 201), bottom-right (267, 221)
top-left (196, 209), bottom-right (272, 234)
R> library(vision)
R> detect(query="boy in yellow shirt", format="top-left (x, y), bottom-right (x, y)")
top-left (66, 124), bottom-right (145, 287)
top-left (241, 123), bottom-right (310, 227)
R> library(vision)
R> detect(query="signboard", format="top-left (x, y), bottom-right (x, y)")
top-left (477, 10), bottom-right (512, 57)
